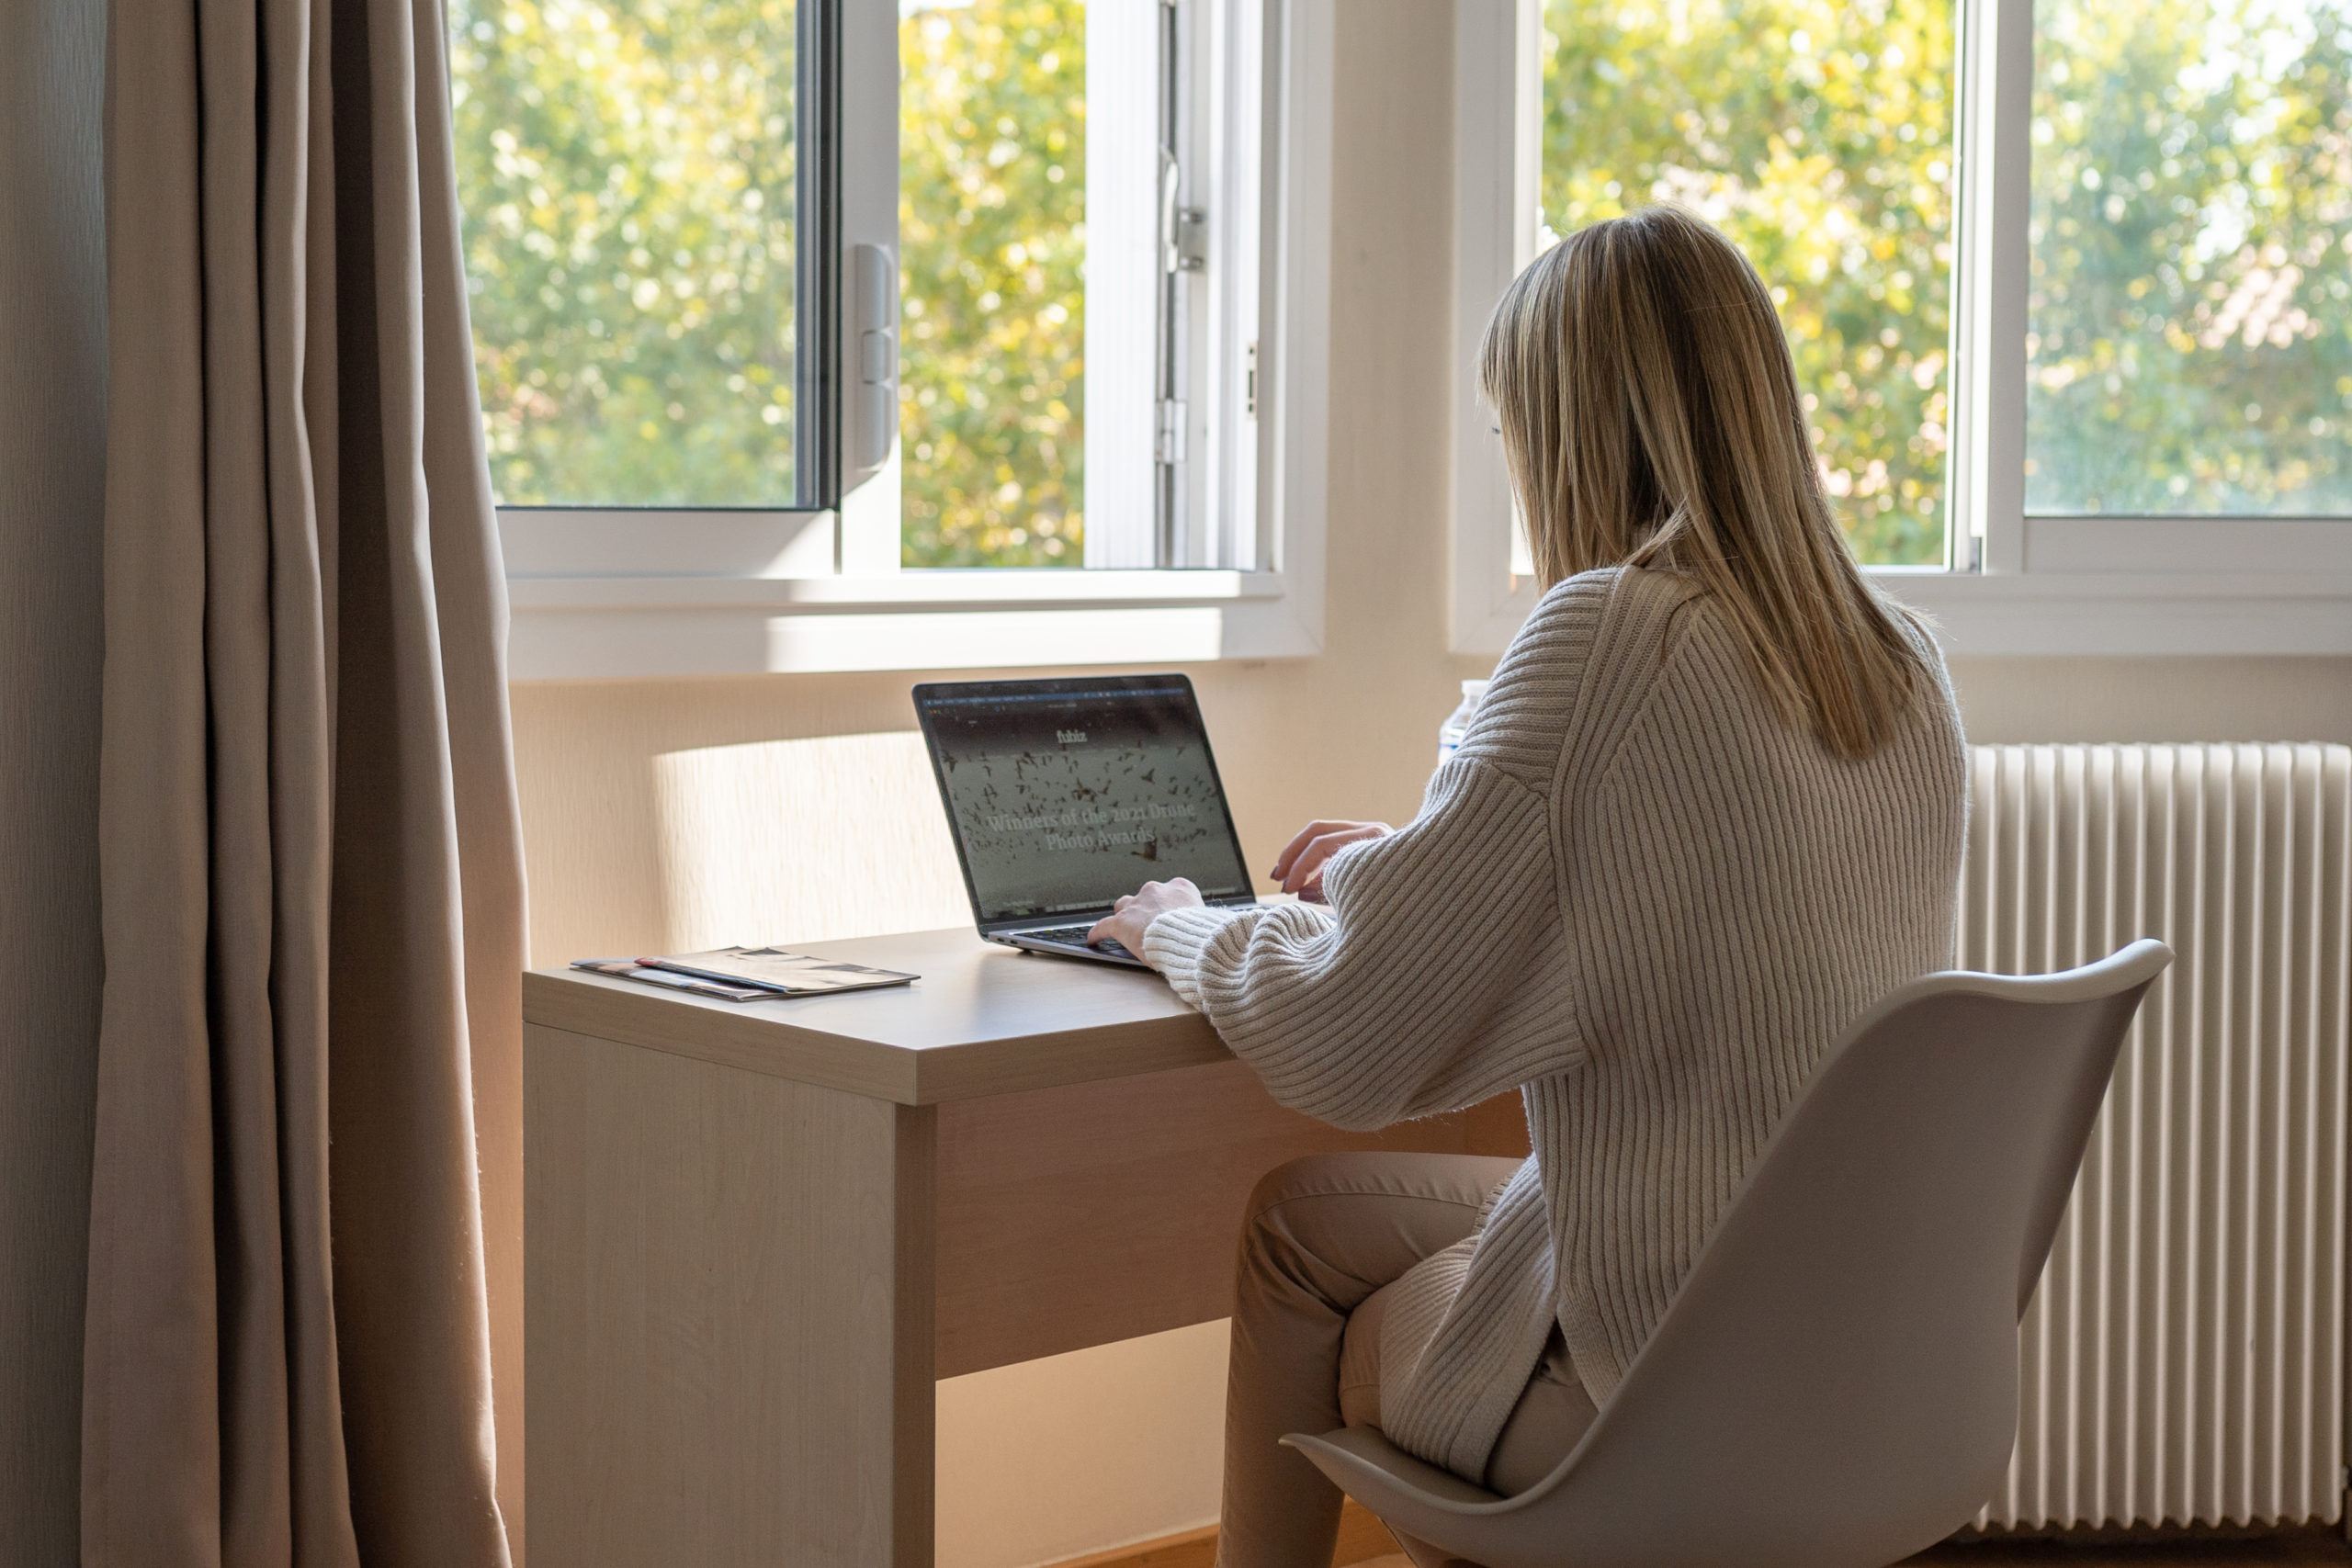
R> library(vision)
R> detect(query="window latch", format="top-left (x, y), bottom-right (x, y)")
top-left (1160, 156), bottom-right (1207, 274)
top-left (1170, 209), bottom-right (1208, 273)
top-left (1157, 399), bottom-right (1189, 465)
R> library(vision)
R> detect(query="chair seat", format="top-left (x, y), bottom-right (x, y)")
top-left (1299, 1427), bottom-right (1500, 1506)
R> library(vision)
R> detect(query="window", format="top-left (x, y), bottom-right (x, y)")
top-left (451, 0), bottom-right (829, 509)
top-left (2024, 0), bottom-right (2352, 516)
top-left (467, 0), bottom-right (1332, 675)
top-left (1453, 0), bottom-right (2352, 656)
top-left (894, 0), bottom-right (1270, 571)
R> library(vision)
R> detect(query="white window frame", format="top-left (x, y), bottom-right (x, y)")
top-left (1450, 0), bottom-right (2352, 659)
top-left (503, 0), bottom-right (1332, 680)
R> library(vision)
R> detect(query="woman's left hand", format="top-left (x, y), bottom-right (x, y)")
top-left (1086, 877), bottom-right (1204, 964)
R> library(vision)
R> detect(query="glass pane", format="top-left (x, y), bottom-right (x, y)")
top-left (900, 0), bottom-right (1087, 567)
top-left (450, 0), bottom-right (801, 506)
top-left (1540, 0), bottom-right (1958, 565)
top-left (2026, 0), bottom-right (2352, 514)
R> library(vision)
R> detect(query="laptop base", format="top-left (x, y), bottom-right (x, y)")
top-left (989, 931), bottom-right (1151, 969)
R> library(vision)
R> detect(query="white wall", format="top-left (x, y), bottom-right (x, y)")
top-left (935, 1322), bottom-right (1232, 1568)
top-left (0, 0), bottom-right (107, 1556)
top-left (1945, 656), bottom-right (2352, 746)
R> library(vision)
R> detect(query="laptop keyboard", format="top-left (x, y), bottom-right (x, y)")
top-left (1019, 924), bottom-right (1131, 955)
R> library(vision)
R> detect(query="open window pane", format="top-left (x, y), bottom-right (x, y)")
top-left (2025, 0), bottom-right (2352, 515)
top-left (1538, 0), bottom-right (1958, 565)
top-left (899, 0), bottom-right (1090, 567)
top-left (451, 0), bottom-right (808, 507)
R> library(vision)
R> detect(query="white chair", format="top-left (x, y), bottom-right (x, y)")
top-left (1284, 941), bottom-right (2174, 1568)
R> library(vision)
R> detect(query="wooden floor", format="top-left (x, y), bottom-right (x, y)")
top-left (1907, 1535), bottom-right (2352, 1566)
top-left (1343, 1533), bottom-right (2352, 1568)
top-left (1057, 1506), bottom-right (2352, 1568)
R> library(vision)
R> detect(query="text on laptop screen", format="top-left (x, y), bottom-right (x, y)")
top-left (920, 681), bottom-right (1254, 922)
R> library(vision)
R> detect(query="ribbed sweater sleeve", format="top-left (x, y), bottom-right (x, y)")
top-left (1144, 756), bottom-right (1582, 1128)
top-left (1141, 572), bottom-right (1622, 1129)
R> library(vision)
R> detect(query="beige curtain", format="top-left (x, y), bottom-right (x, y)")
top-left (83, 0), bottom-right (525, 1553)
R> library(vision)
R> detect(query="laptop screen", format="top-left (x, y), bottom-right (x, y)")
top-left (913, 676), bottom-right (1256, 924)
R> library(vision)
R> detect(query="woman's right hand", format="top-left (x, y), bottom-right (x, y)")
top-left (1271, 819), bottom-right (1393, 903)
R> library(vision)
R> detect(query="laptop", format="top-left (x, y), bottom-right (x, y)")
top-left (913, 674), bottom-right (1261, 967)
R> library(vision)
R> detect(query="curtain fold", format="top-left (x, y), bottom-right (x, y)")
top-left (85, 0), bottom-right (524, 1550)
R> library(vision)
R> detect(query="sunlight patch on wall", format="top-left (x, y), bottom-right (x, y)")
top-left (652, 730), bottom-right (972, 950)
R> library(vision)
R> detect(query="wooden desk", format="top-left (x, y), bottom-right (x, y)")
top-left (525, 928), bottom-right (1525, 1568)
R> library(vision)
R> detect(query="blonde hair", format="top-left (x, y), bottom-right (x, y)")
top-left (1478, 206), bottom-right (1932, 761)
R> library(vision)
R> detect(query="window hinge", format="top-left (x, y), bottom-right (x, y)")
top-left (1157, 399), bottom-right (1189, 465)
top-left (1244, 341), bottom-right (1259, 419)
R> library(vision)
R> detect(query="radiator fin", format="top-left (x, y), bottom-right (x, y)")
top-left (1962, 744), bottom-right (2351, 1531)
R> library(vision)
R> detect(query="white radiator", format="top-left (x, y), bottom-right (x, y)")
top-left (1962, 744), bottom-right (2352, 1531)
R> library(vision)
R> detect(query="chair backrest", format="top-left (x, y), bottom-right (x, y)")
top-left (1289, 941), bottom-right (2172, 1568)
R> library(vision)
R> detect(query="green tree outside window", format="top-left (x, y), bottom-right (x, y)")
top-left (899, 0), bottom-right (1088, 567)
top-left (453, 0), bottom-right (805, 507)
top-left (1542, 0), bottom-right (1959, 565)
top-left (2026, 0), bottom-right (2352, 515)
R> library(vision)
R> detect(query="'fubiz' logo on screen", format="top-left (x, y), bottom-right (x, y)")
top-left (1056, 729), bottom-right (1086, 745)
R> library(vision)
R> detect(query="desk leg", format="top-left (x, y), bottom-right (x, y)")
top-left (526, 1023), bottom-right (936, 1568)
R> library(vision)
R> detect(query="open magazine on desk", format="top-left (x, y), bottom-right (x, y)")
top-left (571, 945), bottom-right (919, 1002)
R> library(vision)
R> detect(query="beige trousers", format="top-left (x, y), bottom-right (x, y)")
top-left (1216, 1153), bottom-right (1600, 1568)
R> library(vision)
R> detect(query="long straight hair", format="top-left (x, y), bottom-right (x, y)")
top-left (1479, 206), bottom-right (1933, 761)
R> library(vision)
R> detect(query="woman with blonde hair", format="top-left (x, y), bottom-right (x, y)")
top-left (1090, 206), bottom-right (1966, 1567)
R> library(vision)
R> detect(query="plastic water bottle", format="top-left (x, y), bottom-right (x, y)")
top-left (1438, 679), bottom-right (1489, 767)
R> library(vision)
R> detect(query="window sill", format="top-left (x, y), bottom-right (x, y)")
top-left (1876, 569), bottom-right (2352, 657)
top-left (503, 562), bottom-right (2352, 680)
top-left (1450, 565), bottom-right (2352, 659)
top-left (504, 570), bottom-right (1320, 679)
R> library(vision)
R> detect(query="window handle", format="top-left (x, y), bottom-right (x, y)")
top-left (849, 243), bottom-right (897, 481)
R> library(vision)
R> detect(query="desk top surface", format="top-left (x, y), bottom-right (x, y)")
top-left (522, 927), bottom-right (1232, 1104)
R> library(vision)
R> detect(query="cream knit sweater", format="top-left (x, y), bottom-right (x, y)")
top-left (1143, 566), bottom-right (1966, 1484)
